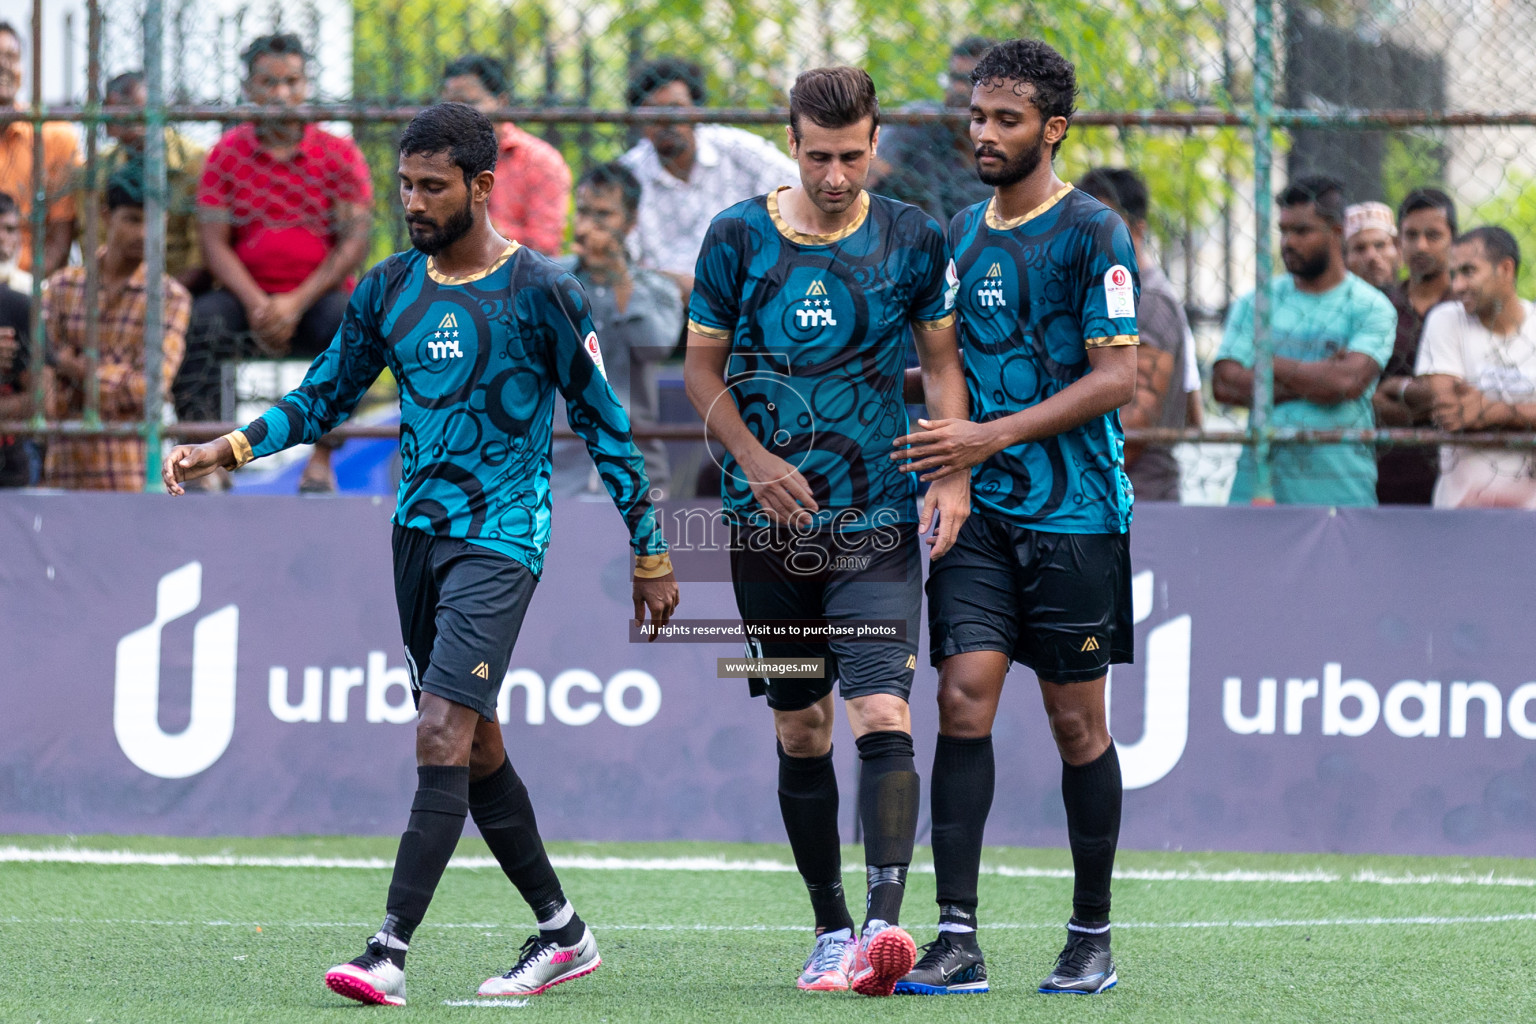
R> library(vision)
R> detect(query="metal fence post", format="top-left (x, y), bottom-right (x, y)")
top-left (142, 0), bottom-right (167, 490)
top-left (1250, 0), bottom-right (1277, 504)
top-left (26, 0), bottom-right (46, 438)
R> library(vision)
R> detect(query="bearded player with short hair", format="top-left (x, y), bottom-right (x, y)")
top-left (164, 102), bottom-right (679, 1007)
top-left (892, 38), bottom-right (1139, 997)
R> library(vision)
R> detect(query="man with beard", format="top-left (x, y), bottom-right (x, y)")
top-left (161, 102), bottom-right (679, 1007)
top-left (1213, 176), bottom-right (1396, 505)
top-left (684, 66), bottom-right (969, 997)
top-left (177, 33), bottom-right (372, 492)
top-left (620, 57), bottom-right (797, 302)
top-left (888, 38), bottom-right (1138, 998)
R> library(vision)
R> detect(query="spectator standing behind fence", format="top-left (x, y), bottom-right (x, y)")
top-left (440, 54), bottom-right (571, 256)
top-left (1213, 176), bottom-right (1396, 506)
top-left (1374, 188), bottom-right (1457, 505)
top-left (1407, 226), bottom-right (1536, 509)
top-left (176, 33), bottom-right (372, 493)
top-left (41, 166), bottom-right (188, 491)
top-left (1342, 201), bottom-right (1401, 291)
top-left (0, 191), bottom-right (32, 293)
top-left (0, 22), bottom-right (79, 278)
top-left (619, 57), bottom-right (797, 301)
top-left (77, 72), bottom-right (207, 288)
top-left (0, 266), bottom-right (31, 485)
top-left (867, 36), bottom-right (995, 225)
top-left (554, 163), bottom-right (682, 498)
top-left (1079, 167), bottom-right (1199, 501)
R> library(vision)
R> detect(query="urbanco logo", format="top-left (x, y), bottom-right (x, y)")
top-left (114, 562), bottom-right (239, 780)
top-left (1106, 570), bottom-right (1191, 790)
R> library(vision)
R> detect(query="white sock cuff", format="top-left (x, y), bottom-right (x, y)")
top-left (1068, 921), bottom-right (1111, 935)
top-left (937, 921), bottom-right (977, 934)
top-left (538, 900), bottom-right (575, 931)
top-left (373, 929), bottom-right (409, 951)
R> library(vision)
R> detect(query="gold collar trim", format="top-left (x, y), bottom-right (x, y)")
top-left (767, 186), bottom-right (869, 246)
top-left (985, 183), bottom-right (1074, 231)
top-left (428, 242), bottom-right (520, 285)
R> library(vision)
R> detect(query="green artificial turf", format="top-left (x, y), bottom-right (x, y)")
top-left (3, 835), bottom-right (1533, 1023)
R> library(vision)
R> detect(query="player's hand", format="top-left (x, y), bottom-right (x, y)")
top-left (741, 449), bottom-right (819, 526)
top-left (632, 572), bottom-right (679, 641)
top-left (891, 418), bottom-right (1002, 481)
top-left (163, 439), bottom-right (232, 495)
top-left (919, 471), bottom-right (970, 559)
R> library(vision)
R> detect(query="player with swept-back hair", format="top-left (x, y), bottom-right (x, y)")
top-left (892, 38), bottom-right (1139, 996)
top-left (684, 66), bottom-right (970, 997)
top-left (162, 102), bottom-right (679, 1007)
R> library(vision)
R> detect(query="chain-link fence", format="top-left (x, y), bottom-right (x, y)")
top-left (4, 0), bottom-right (1536, 503)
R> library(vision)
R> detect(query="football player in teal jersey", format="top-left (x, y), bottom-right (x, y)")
top-left (891, 39), bottom-right (1139, 997)
top-left (685, 66), bottom-right (970, 996)
top-left (165, 102), bottom-right (679, 1007)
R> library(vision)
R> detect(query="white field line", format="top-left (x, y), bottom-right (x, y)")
top-left (2, 845), bottom-right (1534, 889)
top-left (440, 999), bottom-right (529, 1007)
top-left (5, 914), bottom-right (1536, 931)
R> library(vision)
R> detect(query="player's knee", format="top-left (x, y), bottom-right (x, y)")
top-left (775, 706), bottom-right (833, 757)
top-left (415, 715), bottom-right (471, 766)
top-left (935, 674), bottom-right (995, 737)
top-left (1046, 707), bottom-right (1107, 762)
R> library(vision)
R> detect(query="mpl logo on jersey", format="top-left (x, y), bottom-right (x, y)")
top-left (976, 262), bottom-right (1007, 308)
top-left (113, 563), bottom-right (664, 780)
top-left (794, 278), bottom-right (839, 329)
top-left (427, 311), bottom-right (464, 360)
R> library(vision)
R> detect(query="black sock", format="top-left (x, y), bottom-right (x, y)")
top-left (777, 743), bottom-right (855, 935)
top-left (856, 730), bottom-right (919, 929)
top-left (383, 765), bottom-right (471, 960)
top-left (469, 758), bottom-right (584, 946)
top-left (1061, 742), bottom-right (1122, 926)
top-left (930, 734), bottom-right (994, 931)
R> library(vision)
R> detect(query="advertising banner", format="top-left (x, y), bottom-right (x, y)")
top-left (2, 494), bottom-right (1533, 858)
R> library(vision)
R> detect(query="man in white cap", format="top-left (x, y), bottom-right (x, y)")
top-left (1344, 201), bottom-right (1401, 291)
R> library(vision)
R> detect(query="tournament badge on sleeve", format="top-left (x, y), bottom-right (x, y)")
top-left (583, 331), bottom-right (608, 380)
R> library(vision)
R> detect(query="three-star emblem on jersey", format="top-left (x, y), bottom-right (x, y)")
top-left (796, 279), bottom-right (839, 329)
top-left (976, 263), bottom-right (1007, 308)
top-left (428, 312), bottom-right (463, 359)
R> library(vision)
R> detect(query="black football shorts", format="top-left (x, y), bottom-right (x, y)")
top-left (392, 525), bottom-right (538, 721)
top-left (926, 511), bottom-right (1132, 683)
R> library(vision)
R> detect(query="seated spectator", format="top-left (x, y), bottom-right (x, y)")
top-left (1407, 226), bottom-right (1536, 508)
top-left (0, 269), bottom-right (31, 485)
top-left (0, 190), bottom-right (32, 293)
top-left (175, 33), bottom-right (372, 492)
top-left (1374, 187), bottom-right (1457, 505)
top-left (619, 57), bottom-right (797, 300)
top-left (868, 35), bottom-right (994, 224)
top-left (79, 71), bottom-right (208, 288)
top-left (1079, 166), bottom-right (1199, 501)
top-left (440, 54), bottom-right (571, 256)
top-left (41, 165), bottom-right (189, 491)
top-left (1213, 176), bottom-right (1396, 506)
top-left (554, 162), bottom-right (683, 498)
top-left (0, 21), bottom-right (78, 278)
top-left (1343, 201), bottom-right (1401, 290)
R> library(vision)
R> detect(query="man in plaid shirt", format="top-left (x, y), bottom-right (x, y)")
top-left (43, 165), bottom-right (188, 490)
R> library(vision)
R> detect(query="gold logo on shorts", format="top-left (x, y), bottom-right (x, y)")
top-left (471, 661), bottom-right (490, 679)
top-left (1080, 637), bottom-right (1101, 653)
top-left (905, 655), bottom-right (917, 670)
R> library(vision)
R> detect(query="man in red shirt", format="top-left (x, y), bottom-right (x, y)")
top-left (440, 54), bottom-right (571, 256)
top-left (175, 32), bottom-right (372, 491)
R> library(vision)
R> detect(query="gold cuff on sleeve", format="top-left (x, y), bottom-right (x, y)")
top-left (633, 552), bottom-right (675, 579)
top-left (1084, 334), bottom-right (1140, 349)
top-left (221, 430), bottom-right (254, 469)
top-left (686, 319), bottom-right (733, 341)
top-left (912, 312), bottom-right (957, 332)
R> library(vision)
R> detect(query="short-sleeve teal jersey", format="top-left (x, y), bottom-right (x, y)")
top-left (1216, 272), bottom-right (1396, 507)
top-left (687, 187), bottom-right (955, 529)
top-left (237, 244), bottom-right (667, 576)
top-left (951, 185), bottom-right (1140, 535)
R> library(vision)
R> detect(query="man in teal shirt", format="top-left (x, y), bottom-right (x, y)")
top-left (1214, 176), bottom-right (1397, 505)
